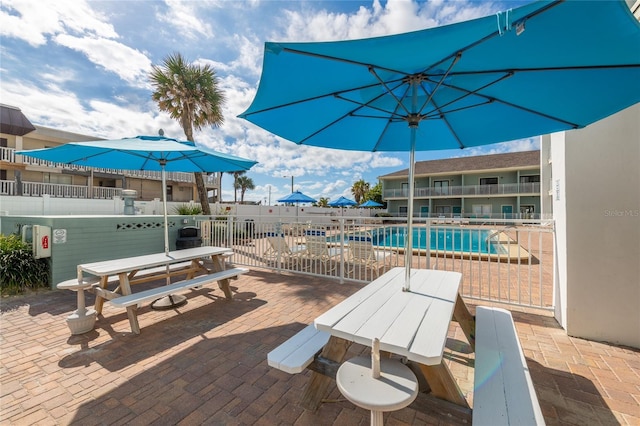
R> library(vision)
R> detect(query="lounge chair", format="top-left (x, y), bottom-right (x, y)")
top-left (300, 229), bottom-right (342, 272)
top-left (263, 232), bottom-right (306, 265)
top-left (346, 234), bottom-right (394, 279)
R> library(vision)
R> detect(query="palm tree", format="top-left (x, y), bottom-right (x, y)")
top-left (232, 171), bottom-right (246, 203)
top-left (235, 175), bottom-right (255, 203)
top-left (316, 197), bottom-right (330, 207)
top-left (149, 52), bottom-right (225, 215)
top-left (351, 179), bottom-right (370, 204)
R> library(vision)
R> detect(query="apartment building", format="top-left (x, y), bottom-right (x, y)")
top-left (379, 150), bottom-right (541, 219)
top-left (0, 105), bottom-right (220, 203)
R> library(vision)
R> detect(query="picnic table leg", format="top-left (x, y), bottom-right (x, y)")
top-left (94, 276), bottom-right (109, 315)
top-left (417, 362), bottom-right (469, 407)
top-left (118, 272), bottom-right (141, 334)
top-left (453, 293), bottom-right (475, 351)
top-left (211, 254), bottom-right (233, 300)
top-left (300, 336), bottom-right (350, 411)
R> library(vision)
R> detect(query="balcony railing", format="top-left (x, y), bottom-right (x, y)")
top-left (1, 180), bottom-right (123, 199)
top-left (384, 182), bottom-right (540, 198)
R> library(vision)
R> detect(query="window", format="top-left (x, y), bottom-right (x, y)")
top-left (399, 206), bottom-right (408, 217)
top-left (520, 175), bottom-right (540, 183)
top-left (479, 177), bottom-right (498, 185)
top-left (433, 180), bottom-right (449, 195)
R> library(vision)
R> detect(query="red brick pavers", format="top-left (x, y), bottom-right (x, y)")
top-left (1, 268), bottom-right (639, 425)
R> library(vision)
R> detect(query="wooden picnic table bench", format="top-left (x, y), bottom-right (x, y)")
top-left (59, 247), bottom-right (247, 334)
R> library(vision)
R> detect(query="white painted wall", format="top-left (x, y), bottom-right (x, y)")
top-left (547, 103), bottom-right (640, 348)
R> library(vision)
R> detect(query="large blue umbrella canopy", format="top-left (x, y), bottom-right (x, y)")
top-left (17, 135), bottom-right (257, 172)
top-left (360, 200), bottom-right (384, 208)
top-left (17, 136), bottom-right (257, 255)
top-left (240, 0), bottom-right (640, 290)
top-left (329, 196), bottom-right (357, 207)
top-left (277, 190), bottom-right (316, 204)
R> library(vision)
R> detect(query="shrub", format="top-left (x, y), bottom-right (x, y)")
top-left (0, 234), bottom-right (49, 295)
top-left (173, 204), bottom-right (203, 215)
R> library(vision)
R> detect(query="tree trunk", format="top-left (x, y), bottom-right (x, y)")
top-left (194, 172), bottom-right (211, 215)
top-left (183, 123), bottom-right (211, 215)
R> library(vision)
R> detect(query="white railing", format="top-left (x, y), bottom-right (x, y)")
top-left (385, 182), bottom-right (541, 198)
top-left (21, 182), bottom-right (88, 198)
top-left (0, 180), bottom-right (15, 195)
top-left (196, 216), bottom-right (554, 310)
top-left (1, 146), bottom-right (15, 162)
top-left (93, 187), bottom-right (123, 199)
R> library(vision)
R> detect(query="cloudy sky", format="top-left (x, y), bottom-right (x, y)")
top-left (1, 0), bottom-right (538, 204)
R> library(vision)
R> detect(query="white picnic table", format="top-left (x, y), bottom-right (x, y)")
top-left (79, 246), bottom-right (234, 333)
top-left (302, 267), bottom-right (475, 409)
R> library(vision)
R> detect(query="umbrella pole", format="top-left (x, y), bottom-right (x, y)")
top-left (404, 81), bottom-right (420, 292)
top-left (152, 162), bottom-right (187, 310)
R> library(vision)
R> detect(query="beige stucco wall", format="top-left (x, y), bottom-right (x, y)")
top-left (548, 103), bottom-right (639, 348)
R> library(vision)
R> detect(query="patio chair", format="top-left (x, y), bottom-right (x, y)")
top-left (300, 229), bottom-right (342, 272)
top-left (347, 234), bottom-right (394, 279)
top-left (262, 232), bottom-right (306, 265)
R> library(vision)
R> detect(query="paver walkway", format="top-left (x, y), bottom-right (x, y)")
top-left (1, 268), bottom-right (639, 425)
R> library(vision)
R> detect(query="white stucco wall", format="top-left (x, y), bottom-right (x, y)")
top-left (548, 103), bottom-right (640, 348)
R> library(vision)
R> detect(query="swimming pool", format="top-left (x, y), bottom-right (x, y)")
top-left (362, 226), bottom-right (506, 255)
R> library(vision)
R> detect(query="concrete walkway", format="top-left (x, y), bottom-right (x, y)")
top-left (1, 268), bottom-right (639, 425)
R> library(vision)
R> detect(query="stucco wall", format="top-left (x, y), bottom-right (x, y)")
top-left (549, 103), bottom-right (639, 348)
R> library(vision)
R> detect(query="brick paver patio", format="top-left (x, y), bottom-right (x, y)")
top-left (1, 267), bottom-right (639, 425)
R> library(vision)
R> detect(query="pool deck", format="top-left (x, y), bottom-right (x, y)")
top-left (1, 267), bottom-right (639, 425)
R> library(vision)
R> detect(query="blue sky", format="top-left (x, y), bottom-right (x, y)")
top-left (1, 0), bottom-right (538, 204)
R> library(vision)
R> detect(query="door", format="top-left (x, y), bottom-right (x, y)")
top-left (420, 206), bottom-right (429, 217)
top-left (501, 205), bottom-right (513, 218)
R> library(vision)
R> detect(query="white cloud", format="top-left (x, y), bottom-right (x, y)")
top-left (54, 34), bottom-right (152, 86)
top-left (156, 0), bottom-right (215, 40)
top-left (0, 0), bottom-right (118, 47)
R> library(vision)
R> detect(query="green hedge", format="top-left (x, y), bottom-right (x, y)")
top-left (0, 234), bottom-right (49, 295)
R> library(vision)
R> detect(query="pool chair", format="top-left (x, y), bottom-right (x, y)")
top-left (263, 232), bottom-right (306, 265)
top-left (347, 235), bottom-right (394, 279)
top-left (300, 229), bottom-right (342, 272)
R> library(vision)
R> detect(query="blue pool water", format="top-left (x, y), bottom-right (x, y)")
top-left (364, 226), bottom-right (504, 255)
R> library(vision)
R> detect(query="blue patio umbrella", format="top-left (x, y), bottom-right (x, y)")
top-left (329, 196), bottom-right (357, 207)
top-left (329, 195), bottom-right (358, 216)
top-left (240, 0), bottom-right (640, 290)
top-left (18, 135), bottom-right (257, 308)
top-left (277, 190), bottom-right (317, 218)
top-left (360, 200), bottom-right (384, 208)
top-left (277, 190), bottom-right (317, 204)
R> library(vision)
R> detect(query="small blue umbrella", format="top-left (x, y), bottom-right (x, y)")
top-left (277, 190), bottom-right (316, 218)
top-left (277, 190), bottom-right (317, 204)
top-left (328, 196), bottom-right (357, 207)
top-left (360, 200), bottom-right (384, 208)
top-left (240, 0), bottom-right (640, 291)
top-left (329, 195), bottom-right (358, 216)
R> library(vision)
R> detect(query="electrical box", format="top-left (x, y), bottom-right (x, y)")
top-left (21, 225), bottom-right (52, 259)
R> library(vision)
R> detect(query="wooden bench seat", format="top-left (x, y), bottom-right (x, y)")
top-left (110, 267), bottom-right (248, 308)
top-left (268, 324), bottom-right (330, 374)
top-left (473, 306), bottom-right (545, 425)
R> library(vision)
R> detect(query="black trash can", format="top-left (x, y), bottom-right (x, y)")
top-left (176, 226), bottom-right (202, 249)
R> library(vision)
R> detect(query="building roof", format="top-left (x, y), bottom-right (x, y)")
top-left (0, 104), bottom-right (36, 136)
top-left (380, 150), bottom-right (540, 178)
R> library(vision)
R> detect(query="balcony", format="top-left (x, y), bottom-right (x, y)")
top-left (384, 182), bottom-right (540, 199)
